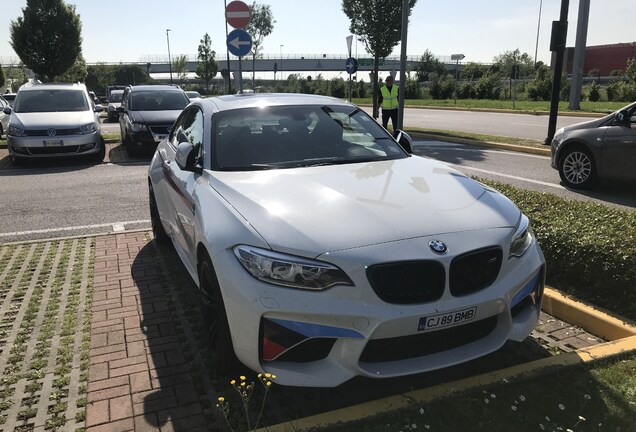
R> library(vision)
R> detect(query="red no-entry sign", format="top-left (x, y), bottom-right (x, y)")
top-left (226, 1), bottom-right (251, 29)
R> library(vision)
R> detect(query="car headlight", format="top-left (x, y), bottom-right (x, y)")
top-left (130, 122), bottom-right (148, 132)
top-left (509, 214), bottom-right (534, 258)
top-left (8, 125), bottom-right (25, 137)
top-left (234, 245), bottom-right (353, 290)
top-left (553, 128), bottom-right (565, 144)
top-left (78, 123), bottom-right (98, 135)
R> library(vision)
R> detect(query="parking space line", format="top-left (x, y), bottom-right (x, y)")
top-left (450, 164), bottom-right (564, 189)
top-left (0, 220), bottom-right (150, 238)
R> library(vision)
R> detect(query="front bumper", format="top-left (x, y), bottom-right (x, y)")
top-left (129, 126), bottom-right (171, 149)
top-left (212, 228), bottom-right (546, 387)
top-left (8, 131), bottom-right (102, 158)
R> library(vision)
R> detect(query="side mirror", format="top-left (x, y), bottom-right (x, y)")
top-left (616, 110), bottom-right (630, 126)
top-left (175, 142), bottom-right (200, 172)
top-left (3, 107), bottom-right (11, 115)
top-left (393, 129), bottom-right (413, 154)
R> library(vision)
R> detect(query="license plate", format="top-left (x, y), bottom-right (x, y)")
top-left (418, 307), bottom-right (477, 332)
top-left (43, 140), bottom-right (63, 147)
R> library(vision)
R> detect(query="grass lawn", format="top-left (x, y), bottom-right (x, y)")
top-left (321, 353), bottom-right (636, 431)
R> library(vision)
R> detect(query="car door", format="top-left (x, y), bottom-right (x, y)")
top-left (119, 89), bottom-right (129, 140)
top-left (163, 106), bottom-right (204, 268)
top-left (601, 107), bottom-right (636, 182)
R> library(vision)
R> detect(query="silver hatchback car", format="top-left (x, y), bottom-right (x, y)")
top-left (4, 82), bottom-right (105, 166)
top-left (551, 101), bottom-right (636, 189)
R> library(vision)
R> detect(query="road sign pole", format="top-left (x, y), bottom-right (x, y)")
top-left (238, 57), bottom-right (243, 93)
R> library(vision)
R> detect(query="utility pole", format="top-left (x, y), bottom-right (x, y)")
top-left (568, 0), bottom-right (590, 110)
top-left (166, 29), bottom-right (173, 84)
top-left (544, 0), bottom-right (569, 145)
top-left (397, 0), bottom-right (409, 131)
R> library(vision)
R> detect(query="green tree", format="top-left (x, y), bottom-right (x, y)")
top-left (526, 64), bottom-right (552, 101)
top-left (10, 0), bottom-right (83, 82)
top-left (459, 62), bottom-right (486, 81)
top-left (85, 63), bottom-right (116, 95)
top-left (588, 80), bottom-right (600, 102)
top-left (0, 65), bottom-right (5, 89)
top-left (172, 55), bottom-right (189, 85)
top-left (492, 49), bottom-right (533, 79)
top-left (342, 0), bottom-right (418, 117)
top-left (196, 33), bottom-right (218, 94)
top-left (625, 58), bottom-right (636, 84)
top-left (245, 2), bottom-right (275, 87)
top-left (58, 54), bottom-right (87, 83)
top-left (416, 49), bottom-right (446, 82)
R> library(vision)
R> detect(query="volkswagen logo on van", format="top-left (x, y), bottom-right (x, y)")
top-left (429, 240), bottom-right (448, 254)
top-left (47, 128), bottom-right (57, 137)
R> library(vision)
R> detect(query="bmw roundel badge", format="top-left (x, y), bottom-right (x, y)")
top-left (429, 240), bottom-right (448, 254)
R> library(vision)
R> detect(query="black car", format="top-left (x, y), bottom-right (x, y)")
top-left (118, 85), bottom-right (189, 156)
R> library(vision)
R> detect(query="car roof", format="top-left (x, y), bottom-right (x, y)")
top-left (18, 82), bottom-right (87, 92)
top-left (127, 85), bottom-right (183, 92)
top-left (198, 93), bottom-right (353, 112)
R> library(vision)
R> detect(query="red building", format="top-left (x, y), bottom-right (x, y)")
top-left (558, 42), bottom-right (636, 76)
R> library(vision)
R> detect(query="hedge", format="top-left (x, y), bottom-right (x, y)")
top-left (479, 179), bottom-right (636, 321)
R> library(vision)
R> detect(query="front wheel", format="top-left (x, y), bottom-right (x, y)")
top-left (149, 182), bottom-right (170, 245)
top-left (91, 136), bottom-right (106, 163)
top-left (199, 254), bottom-right (242, 377)
top-left (558, 146), bottom-right (598, 190)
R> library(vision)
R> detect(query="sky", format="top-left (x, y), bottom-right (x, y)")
top-left (1, 0), bottom-right (635, 67)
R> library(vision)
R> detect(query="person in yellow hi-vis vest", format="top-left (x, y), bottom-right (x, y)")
top-left (378, 75), bottom-right (399, 132)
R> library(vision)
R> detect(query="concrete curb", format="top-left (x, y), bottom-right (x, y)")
top-left (258, 288), bottom-right (636, 432)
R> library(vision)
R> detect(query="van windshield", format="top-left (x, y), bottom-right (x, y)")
top-left (14, 90), bottom-right (90, 113)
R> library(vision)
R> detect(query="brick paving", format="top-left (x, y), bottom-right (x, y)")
top-left (0, 232), bottom-right (607, 431)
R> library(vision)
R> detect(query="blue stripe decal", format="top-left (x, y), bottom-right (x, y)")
top-left (269, 318), bottom-right (365, 339)
top-left (511, 271), bottom-right (540, 307)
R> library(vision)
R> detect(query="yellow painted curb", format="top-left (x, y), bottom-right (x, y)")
top-left (260, 335), bottom-right (636, 432)
top-left (542, 287), bottom-right (636, 341)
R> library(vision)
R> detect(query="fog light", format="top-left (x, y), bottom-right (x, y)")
top-left (78, 143), bottom-right (96, 152)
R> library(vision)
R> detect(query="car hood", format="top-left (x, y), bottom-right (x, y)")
top-left (10, 111), bottom-right (97, 129)
top-left (129, 110), bottom-right (182, 125)
top-left (209, 157), bottom-right (521, 255)
top-left (562, 115), bottom-right (612, 133)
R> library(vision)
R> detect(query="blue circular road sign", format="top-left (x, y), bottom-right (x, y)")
top-left (227, 29), bottom-right (252, 57)
top-left (345, 57), bottom-right (358, 75)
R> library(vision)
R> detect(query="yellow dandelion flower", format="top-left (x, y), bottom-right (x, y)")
top-left (241, 382), bottom-right (246, 387)
top-left (218, 396), bottom-right (225, 402)
top-left (265, 373), bottom-right (271, 378)
top-left (258, 373), bottom-right (263, 378)
top-left (271, 375), bottom-right (277, 379)
top-left (240, 375), bottom-right (246, 381)
top-left (266, 381), bottom-right (272, 386)
top-left (230, 379), bottom-right (236, 385)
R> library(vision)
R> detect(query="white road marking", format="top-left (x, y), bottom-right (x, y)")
top-left (449, 164), bottom-right (564, 189)
top-left (416, 142), bottom-right (550, 160)
top-left (0, 220), bottom-right (151, 238)
top-left (511, 123), bottom-right (546, 128)
top-left (112, 223), bottom-right (126, 232)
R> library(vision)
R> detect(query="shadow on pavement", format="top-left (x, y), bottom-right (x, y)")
top-left (130, 238), bottom-right (554, 429)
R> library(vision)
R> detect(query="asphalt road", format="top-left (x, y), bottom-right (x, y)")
top-left (0, 139), bottom-right (633, 243)
top-left (364, 107), bottom-right (592, 141)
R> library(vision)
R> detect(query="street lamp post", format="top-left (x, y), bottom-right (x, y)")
top-left (534, 0), bottom-right (543, 65)
top-left (280, 45), bottom-right (284, 82)
top-left (166, 29), bottom-right (173, 84)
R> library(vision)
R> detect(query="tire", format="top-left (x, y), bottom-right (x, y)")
top-left (91, 136), bottom-right (106, 163)
top-left (558, 145), bottom-right (598, 190)
top-left (199, 252), bottom-right (242, 377)
top-left (0, 124), bottom-right (3, 139)
top-left (148, 182), bottom-right (170, 245)
top-left (124, 133), bottom-right (138, 158)
top-left (9, 155), bottom-right (26, 167)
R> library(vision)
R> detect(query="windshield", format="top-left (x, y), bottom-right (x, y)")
top-left (109, 91), bottom-right (124, 102)
top-left (130, 90), bottom-right (189, 111)
top-left (211, 104), bottom-right (408, 171)
top-left (13, 89), bottom-right (89, 113)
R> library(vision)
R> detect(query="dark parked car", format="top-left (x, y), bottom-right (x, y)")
top-left (551, 101), bottom-right (636, 189)
top-left (118, 85), bottom-right (189, 157)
